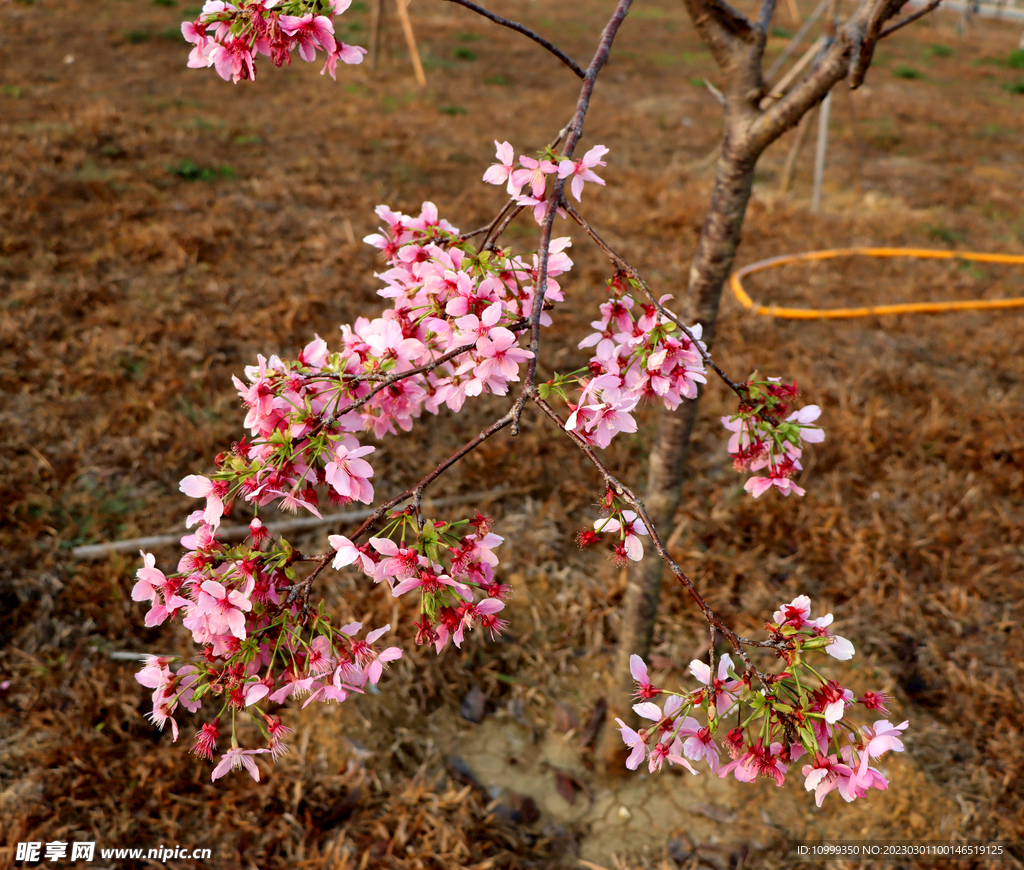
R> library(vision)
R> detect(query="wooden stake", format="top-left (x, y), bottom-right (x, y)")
top-left (395, 0), bottom-right (427, 87)
top-left (765, 0), bottom-right (828, 80)
top-left (811, 89), bottom-right (832, 212)
top-left (369, 0), bottom-right (383, 70)
top-left (761, 35), bottom-right (827, 108)
top-left (780, 109), bottom-right (812, 194)
top-left (788, 0), bottom-right (803, 23)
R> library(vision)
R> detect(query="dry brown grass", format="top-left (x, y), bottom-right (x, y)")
top-left (2, 0), bottom-right (1024, 866)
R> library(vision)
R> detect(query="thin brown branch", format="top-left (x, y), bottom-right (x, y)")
top-left (755, 0), bottom-right (778, 32)
top-left (483, 204), bottom-right (526, 251)
top-left (441, 0), bottom-right (586, 78)
top-left (513, 0), bottom-right (636, 433)
top-left (562, 203), bottom-right (749, 400)
top-left (878, 0), bottom-right (943, 36)
top-left (529, 394), bottom-right (787, 688)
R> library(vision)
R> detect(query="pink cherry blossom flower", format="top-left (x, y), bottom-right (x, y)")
top-left (514, 188), bottom-right (566, 225)
top-left (279, 13), bottom-right (336, 62)
top-left (718, 739), bottom-right (788, 786)
top-left (391, 568), bottom-right (471, 600)
top-left (351, 625), bottom-right (403, 683)
top-left (321, 42), bottom-right (367, 78)
top-left (664, 737), bottom-right (701, 774)
top-left (268, 666), bottom-right (314, 704)
top-left (614, 718), bottom-right (648, 770)
top-left (264, 714), bottom-right (293, 759)
top-left (179, 475), bottom-right (229, 527)
top-left (774, 595), bottom-right (813, 628)
top-left (368, 537), bottom-right (420, 581)
top-left (557, 144), bottom-right (608, 202)
top-left (211, 746), bottom-right (270, 782)
top-left (689, 653), bottom-right (742, 713)
top-left (208, 37), bottom-right (256, 83)
top-left (802, 754), bottom-right (857, 806)
top-left (629, 654), bottom-right (661, 699)
top-left (676, 716), bottom-right (721, 772)
top-left (196, 579), bottom-right (252, 639)
top-left (451, 599), bottom-right (506, 647)
top-left (787, 404), bottom-right (825, 444)
top-left (859, 719), bottom-right (908, 762)
top-left (482, 140), bottom-right (519, 194)
top-left (192, 720), bottom-right (220, 760)
top-left (814, 680), bottom-right (855, 725)
top-left (135, 655), bottom-right (173, 690)
top-left (593, 511), bottom-right (648, 561)
top-left (329, 534), bottom-right (376, 573)
top-left (510, 155), bottom-right (558, 198)
top-left (324, 442), bottom-right (375, 504)
top-left (473, 328), bottom-right (533, 382)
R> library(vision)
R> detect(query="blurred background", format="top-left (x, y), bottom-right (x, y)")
top-left (1, 0), bottom-right (1023, 865)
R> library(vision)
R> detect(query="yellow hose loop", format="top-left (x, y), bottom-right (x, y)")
top-left (729, 248), bottom-right (1024, 320)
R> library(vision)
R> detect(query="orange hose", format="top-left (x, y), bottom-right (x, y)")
top-left (729, 248), bottom-right (1024, 319)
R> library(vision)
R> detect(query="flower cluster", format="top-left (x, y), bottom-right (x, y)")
top-left (483, 140), bottom-right (607, 223)
top-left (182, 0), bottom-right (366, 83)
top-left (565, 285), bottom-right (707, 451)
top-left (330, 511), bottom-right (510, 652)
top-left (133, 508), bottom-right (508, 780)
top-left (134, 606), bottom-right (401, 781)
top-left (134, 152), bottom-right (579, 778)
top-left (722, 377), bottom-right (824, 497)
top-left (616, 596), bottom-right (906, 806)
top-left (576, 496), bottom-right (649, 564)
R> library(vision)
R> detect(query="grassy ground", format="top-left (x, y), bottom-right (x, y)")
top-left (2, 0), bottom-right (1024, 866)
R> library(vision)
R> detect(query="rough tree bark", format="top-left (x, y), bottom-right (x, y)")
top-left (599, 0), bottom-right (921, 767)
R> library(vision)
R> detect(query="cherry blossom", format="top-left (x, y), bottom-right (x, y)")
top-left (211, 747), bottom-right (271, 782)
top-left (482, 140), bottom-right (519, 194)
top-left (557, 144), bottom-right (608, 201)
top-left (689, 653), bottom-right (742, 713)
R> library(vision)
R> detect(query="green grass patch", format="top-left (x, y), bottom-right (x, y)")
top-left (893, 66), bottom-right (923, 80)
top-left (1008, 49), bottom-right (1024, 69)
top-left (484, 74), bottom-right (510, 85)
top-left (168, 159), bottom-right (235, 182)
top-left (152, 0), bottom-right (177, 6)
top-left (771, 27), bottom-right (794, 38)
top-left (123, 30), bottom-right (152, 44)
top-left (927, 44), bottom-right (953, 58)
top-left (439, 105), bottom-right (467, 115)
top-left (923, 223), bottom-right (965, 245)
top-left (453, 47), bottom-right (476, 60)
top-left (1, 85), bottom-right (23, 98)
top-left (1003, 81), bottom-right (1024, 94)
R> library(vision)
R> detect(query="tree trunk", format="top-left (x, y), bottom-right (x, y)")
top-left (599, 136), bottom-right (758, 768)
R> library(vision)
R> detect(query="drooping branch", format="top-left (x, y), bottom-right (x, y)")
top-left (442, 0), bottom-right (587, 78)
top-left (562, 202), bottom-right (751, 400)
top-left (530, 394), bottom-right (789, 687)
top-left (513, 0), bottom-right (636, 432)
